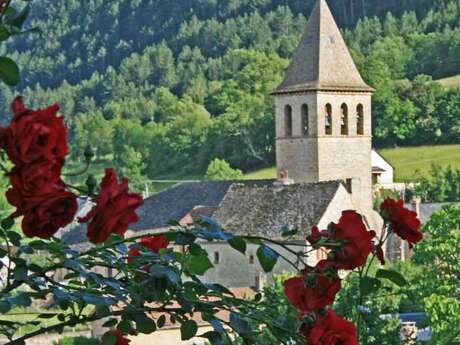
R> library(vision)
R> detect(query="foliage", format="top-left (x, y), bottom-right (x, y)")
top-left (1, 0), bottom-right (460, 183)
top-left (53, 337), bottom-right (99, 345)
top-left (334, 266), bottom-right (402, 345)
top-left (415, 165), bottom-right (460, 202)
top-left (412, 205), bottom-right (460, 299)
top-left (424, 294), bottom-right (460, 343)
top-left (403, 206), bottom-right (460, 344)
top-left (204, 159), bottom-right (243, 181)
top-left (229, 274), bottom-right (300, 345)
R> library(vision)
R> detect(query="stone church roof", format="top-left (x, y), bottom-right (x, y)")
top-left (59, 180), bottom-right (344, 247)
top-left (274, 0), bottom-right (373, 94)
top-left (134, 180), bottom-right (342, 239)
top-left (214, 181), bottom-right (341, 238)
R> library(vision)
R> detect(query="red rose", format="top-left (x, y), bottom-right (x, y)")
top-left (102, 330), bottom-right (131, 345)
top-left (380, 198), bottom-right (422, 246)
top-left (9, 159), bottom-right (64, 195)
top-left (307, 226), bottom-right (329, 248)
top-left (128, 235), bottom-right (169, 265)
top-left (79, 168), bottom-right (143, 244)
top-left (2, 97), bottom-right (68, 165)
top-left (303, 310), bottom-right (358, 345)
top-left (140, 235), bottom-right (169, 253)
top-left (284, 265), bottom-right (341, 314)
top-left (10, 186), bottom-right (78, 239)
top-left (312, 211), bottom-right (375, 270)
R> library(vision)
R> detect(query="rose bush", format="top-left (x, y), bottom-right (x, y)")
top-left (0, 98), bottom-right (423, 345)
top-left (284, 201), bottom-right (423, 344)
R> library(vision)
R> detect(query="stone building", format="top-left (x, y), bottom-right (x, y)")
top-left (273, 0), bottom-right (374, 213)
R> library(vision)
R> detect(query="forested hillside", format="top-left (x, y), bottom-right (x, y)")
top-left (2, 0), bottom-right (460, 185)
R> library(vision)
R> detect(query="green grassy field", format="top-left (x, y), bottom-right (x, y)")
top-left (244, 145), bottom-right (460, 182)
top-left (379, 145), bottom-right (460, 181)
top-left (437, 74), bottom-right (460, 88)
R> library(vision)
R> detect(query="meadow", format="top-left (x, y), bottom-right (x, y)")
top-left (243, 145), bottom-right (460, 182)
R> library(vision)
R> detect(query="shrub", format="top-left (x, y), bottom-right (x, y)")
top-left (204, 158), bottom-right (243, 180)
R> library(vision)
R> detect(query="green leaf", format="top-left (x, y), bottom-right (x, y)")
top-left (157, 315), bottom-right (166, 328)
top-left (256, 245), bottom-right (279, 273)
top-left (0, 26), bottom-right (10, 41)
top-left (102, 319), bottom-right (118, 328)
top-left (181, 320), bottom-right (198, 340)
top-left (228, 236), bottom-right (246, 255)
top-left (176, 232), bottom-right (196, 245)
top-left (229, 313), bottom-right (252, 335)
top-left (6, 231), bottom-right (21, 247)
top-left (8, 293), bottom-right (31, 307)
top-left (117, 319), bottom-right (132, 333)
top-left (101, 331), bottom-right (117, 345)
top-left (185, 253), bottom-right (213, 276)
top-left (6, 4), bottom-right (30, 29)
top-left (202, 331), bottom-right (224, 345)
top-left (0, 300), bottom-right (11, 313)
top-left (105, 234), bottom-right (124, 246)
top-left (135, 314), bottom-right (157, 334)
top-left (28, 240), bottom-right (48, 250)
top-left (360, 276), bottom-right (381, 296)
top-left (0, 57), bottom-right (20, 86)
top-left (376, 269), bottom-right (407, 287)
top-left (2, 218), bottom-right (14, 230)
top-left (12, 265), bottom-right (27, 281)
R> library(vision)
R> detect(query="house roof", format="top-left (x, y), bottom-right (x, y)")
top-left (372, 166), bottom-right (386, 173)
top-left (372, 149), bottom-right (395, 169)
top-left (213, 180), bottom-right (342, 238)
top-left (405, 202), bottom-right (460, 224)
top-left (274, 0), bottom-right (373, 94)
top-left (61, 180), bottom-right (344, 247)
top-left (131, 181), bottom-right (268, 231)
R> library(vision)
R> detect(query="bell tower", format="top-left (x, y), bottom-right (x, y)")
top-left (272, 0), bottom-right (374, 210)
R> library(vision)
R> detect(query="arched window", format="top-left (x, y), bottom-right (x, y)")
top-left (325, 103), bottom-right (332, 135)
top-left (249, 254), bottom-right (255, 265)
top-left (301, 104), bottom-right (309, 136)
top-left (214, 252), bottom-right (220, 264)
top-left (357, 104), bottom-right (364, 135)
top-left (341, 103), bottom-right (349, 135)
top-left (285, 105), bottom-right (293, 137)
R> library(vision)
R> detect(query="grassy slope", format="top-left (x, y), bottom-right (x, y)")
top-left (244, 145), bottom-right (460, 182)
top-left (379, 144), bottom-right (460, 181)
top-left (437, 74), bottom-right (460, 88)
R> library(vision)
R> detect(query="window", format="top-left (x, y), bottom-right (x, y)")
top-left (325, 103), bottom-right (332, 135)
top-left (341, 103), bottom-right (348, 135)
top-left (357, 104), bottom-right (364, 135)
top-left (301, 104), bottom-right (309, 136)
top-left (249, 254), bottom-right (255, 264)
top-left (285, 105), bottom-right (293, 137)
top-left (214, 251), bottom-right (220, 264)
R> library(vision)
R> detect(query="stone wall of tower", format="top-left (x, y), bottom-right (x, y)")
top-left (275, 91), bottom-right (373, 210)
top-left (316, 92), bottom-right (373, 210)
top-left (275, 92), bottom-right (318, 182)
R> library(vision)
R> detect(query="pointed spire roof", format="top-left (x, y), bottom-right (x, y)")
top-left (274, 0), bottom-right (373, 94)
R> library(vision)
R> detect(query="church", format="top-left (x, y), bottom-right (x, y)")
top-left (62, 0), bottom-right (382, 290)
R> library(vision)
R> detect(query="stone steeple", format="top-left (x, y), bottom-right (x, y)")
top-left (273, 0), bottom-right (374, 212)
top-left (274, 0), bottom-right (373, 94)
